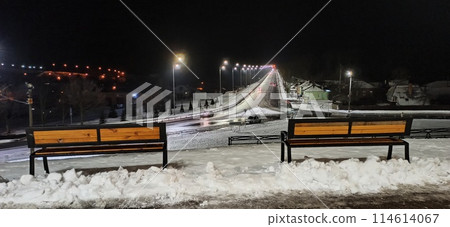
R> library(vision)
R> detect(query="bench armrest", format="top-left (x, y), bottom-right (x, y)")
top-left (280, 131), bottom-right (288, 142)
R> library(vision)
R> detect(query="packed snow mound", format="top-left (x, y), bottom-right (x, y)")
top-left (0, 156), bottom-right (449, 208)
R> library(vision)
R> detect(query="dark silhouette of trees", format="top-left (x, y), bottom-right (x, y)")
top-left (62, 78), bottom-right (105, 125)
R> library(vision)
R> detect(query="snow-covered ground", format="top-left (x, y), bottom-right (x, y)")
top-left (0, 119), bottom-right (450, 208)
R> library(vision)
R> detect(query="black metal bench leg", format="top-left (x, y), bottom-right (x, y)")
top-left (228, 138), bottom-right (231, 145)
top-left (162, 146), bottom-right (168, 169)
top-left (281, 142), bottom-right (285, 162)
top-left (30, 156), bottom-right (35, 175)
top-left (387, 145), bottom-right (393, 160)
top-left (287, 146), bottom-right (292, 163)
top-left (43, 157), bottom-right (49, 174)
top-left (405, 142), bottom-right (410, 163)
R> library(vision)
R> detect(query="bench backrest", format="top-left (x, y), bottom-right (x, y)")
top-left (287, 118), bottom-right (413, 139)
top-left (26, 123), bottom-right (166, 148)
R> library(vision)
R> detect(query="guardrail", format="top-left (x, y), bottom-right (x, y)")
top-left (409, 128), bottom-right (450, 138)
top-left (226, 128), bottom-right (450, 146)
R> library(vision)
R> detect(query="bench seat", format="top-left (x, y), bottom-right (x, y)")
top-left (33, 143), bottom-right (164, 156)
top-left (287, 137), bottom-right (406, 146)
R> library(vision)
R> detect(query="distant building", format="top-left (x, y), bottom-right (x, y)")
top-left (425, 81), bottom-right (450, 104)
top-left (386, 83), bottom-right (430, 106)
top-left (298, 81), bottom-right (329, 100)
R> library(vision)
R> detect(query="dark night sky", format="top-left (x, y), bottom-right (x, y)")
top-left (1, 0), bottom-right (449, 90)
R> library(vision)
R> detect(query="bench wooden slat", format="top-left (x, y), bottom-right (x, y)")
top-left (294, 122), bottom-right (349, 136)
top-left (100, 127), bottom-right (160, 142)
top-left (34, 129), bottom-right (98, 145)
top-left (288, 138), bottom-right (405, 146)
top-left (351, 121), bottom-right (406, 134)
top-left (294, 126), bottom-right (349, 136)
top-left (35, 146), bottom-right (164, 156)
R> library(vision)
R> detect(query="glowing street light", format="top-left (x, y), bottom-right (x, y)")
top-left (172, 63), bottom-right (181, 113)
top-left (175, 53), bottom-right (185, 63)
top-left (346, 70), bottom-right (353, 114)
top-left (219, 63), bottom-right (227, 93)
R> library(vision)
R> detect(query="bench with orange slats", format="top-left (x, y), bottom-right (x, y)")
top-left (280, 118), bottom-right (413, 163)
top-left (26, 123), bottom-right (167, 175)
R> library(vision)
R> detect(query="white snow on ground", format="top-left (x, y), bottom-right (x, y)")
top-left (0, 118), bottom-right (450, 207)
top-left (0, 137), bottom-right (450, 207)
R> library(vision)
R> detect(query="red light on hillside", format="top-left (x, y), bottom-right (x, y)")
top-left (112, 86), bottom-right (117, 90)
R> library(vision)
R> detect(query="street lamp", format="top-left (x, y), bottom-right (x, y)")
top-left (219, 65), bottom-right (226, 93)
top-left (346, 70), bottom-right (353, 113)
top-left (232, 67), bottom-right (237, 91)
top-left (173, 63), bottom-right (181, 113)
top-left (239, 67), bottom-right (243, 87)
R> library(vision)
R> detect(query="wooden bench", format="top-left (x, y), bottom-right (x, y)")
top-left (26, 123), bottom-right (167, 175)
top-left (280, 118), bottom-right (413, 163)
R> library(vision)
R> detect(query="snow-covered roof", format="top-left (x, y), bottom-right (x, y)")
top-left (304, 86), bottom-right (324, 92)
top-left (352, 80), bottom-right (375, 89)
top-left (426, 81), bottom-right (450, 88)
top-left (299, 81), bottom-right (325, 91)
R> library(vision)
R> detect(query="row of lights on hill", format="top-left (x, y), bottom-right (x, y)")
top-left (53, 63), bottom-right (125, 75)
top-left (219, 60), bottom-right (271, 92)
top-left (1, 62), bottom-right (125, 76)
top-left (0, 62), bottom-right (43, 69)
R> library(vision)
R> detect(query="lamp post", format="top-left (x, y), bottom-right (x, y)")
top-left (346, 70), bottom-right (353, 114)
top-left (219, 60), bottom-right (228, 93)
top-left (234, 63), bottom-right (239, 91)
top-left (172, 63), bottom-right (181, 114)
top-left (219, 65), bottom-right (226, 93)
top-left (232, 67), bottom-right (237, 92)
top-left (242, 64), bottom-right (246, 86)
top-left (239, 67), bottom-right (243, 87)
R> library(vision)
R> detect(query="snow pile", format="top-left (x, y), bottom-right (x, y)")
top-left (0, 156), bottom-right (449, 208)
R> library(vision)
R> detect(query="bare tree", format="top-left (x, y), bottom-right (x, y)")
top-left (62, 78), bottom-right (105, 125)
top-left (0, 85), bottom-right (12, 133)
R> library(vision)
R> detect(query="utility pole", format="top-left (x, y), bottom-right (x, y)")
top-left (26, 82), bottom-right (34, 127)
top-left (26, 82), bottom-right (34, 156)
top-left (338, 64), bottom-right (342, 93)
